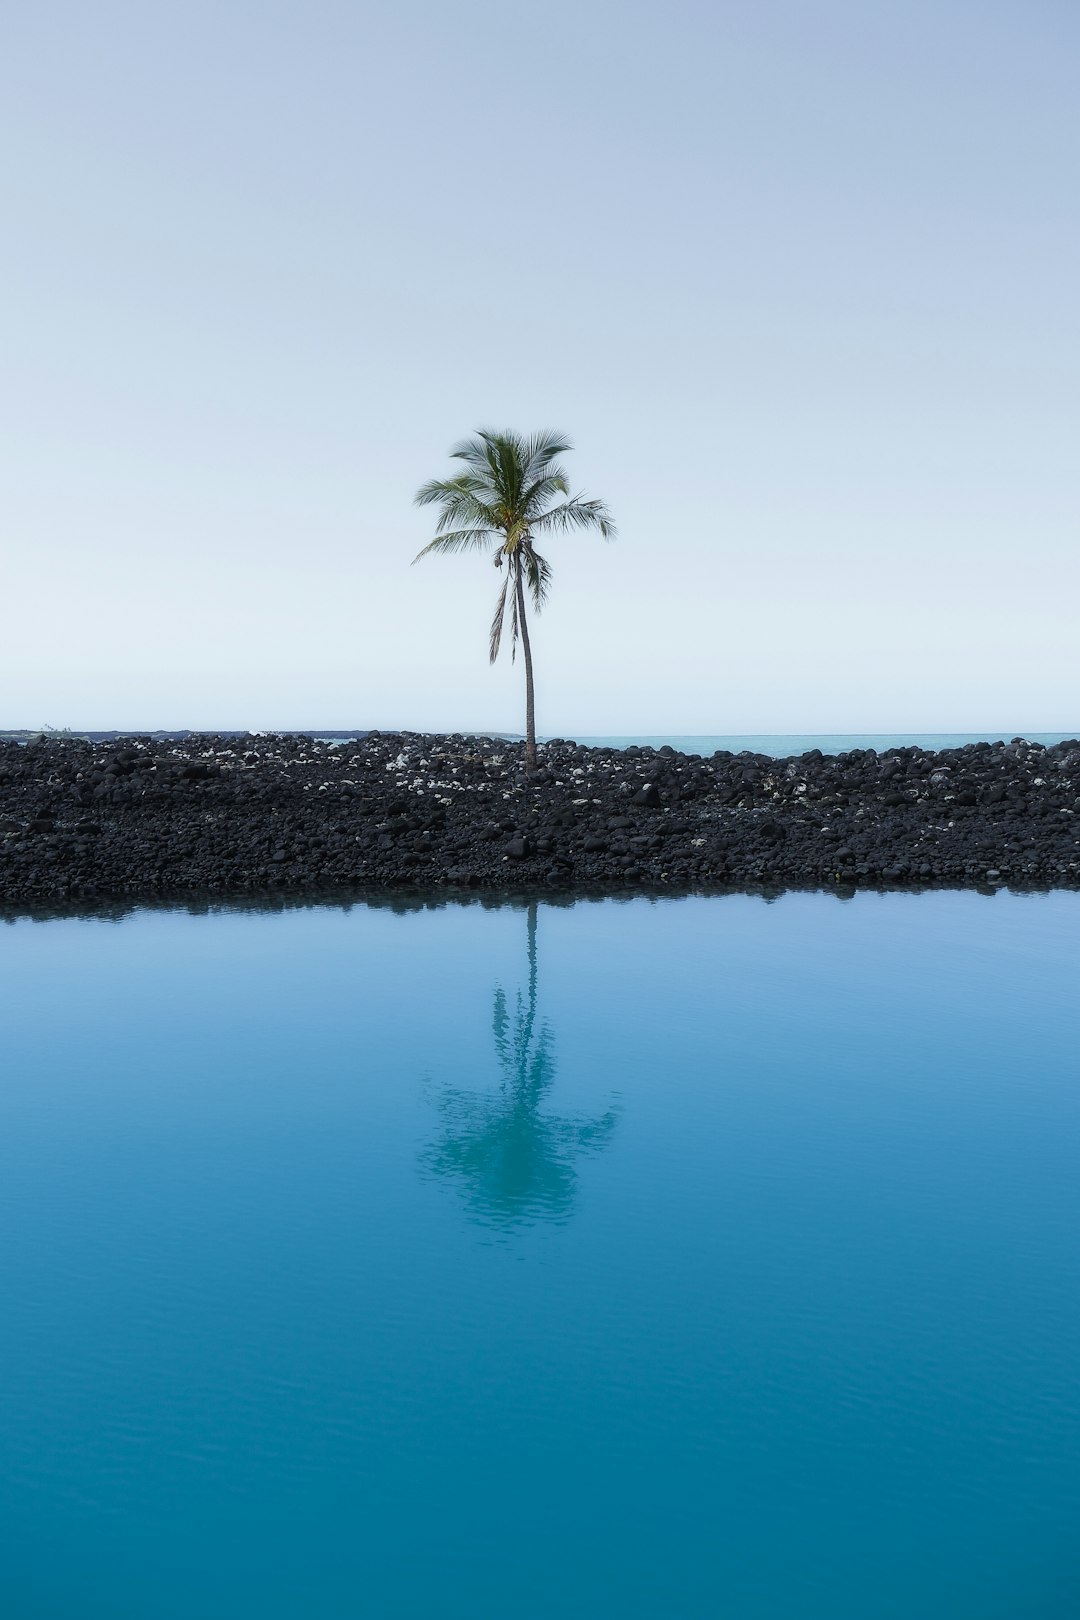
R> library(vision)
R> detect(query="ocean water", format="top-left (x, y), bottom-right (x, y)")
top-left (576, 732), bottom-right (1079, 756)
top-left (2, 892), bottom-right (1078, 1618)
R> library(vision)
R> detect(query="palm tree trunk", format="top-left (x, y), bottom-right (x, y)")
top-left (514, 561), bottom-right (537, 773)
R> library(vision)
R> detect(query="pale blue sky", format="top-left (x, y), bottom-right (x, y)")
top-left (2, 0), bottom-right (1077, 733)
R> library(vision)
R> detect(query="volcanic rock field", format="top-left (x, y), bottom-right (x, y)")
top-left (2, 731), bottom-right (1079, 911)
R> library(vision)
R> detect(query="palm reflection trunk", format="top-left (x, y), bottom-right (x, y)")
top-left (421, 902), bottom-right (617, 1230)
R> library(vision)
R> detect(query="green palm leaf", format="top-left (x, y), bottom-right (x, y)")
top-left (529, 495), bottom-right (616, 539)
top-left (413, 527), bottom-right (497, 561)
top-left (489, 570), bottom-right (511, 664)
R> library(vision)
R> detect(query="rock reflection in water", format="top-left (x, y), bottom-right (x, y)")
top-left (421, 902), bottom-right (618, 1229)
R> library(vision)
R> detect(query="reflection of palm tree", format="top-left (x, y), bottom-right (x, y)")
top-left (421, 902), bottom-right (618, 1229)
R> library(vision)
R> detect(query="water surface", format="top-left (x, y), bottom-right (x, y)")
top-left (577, 731), bottom-right (1078, 756)
top-left (2, 893), bottom-right (1078, 1617)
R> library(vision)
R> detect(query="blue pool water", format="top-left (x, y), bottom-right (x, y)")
top-left (2, 892), bottom-right (1078, 1617)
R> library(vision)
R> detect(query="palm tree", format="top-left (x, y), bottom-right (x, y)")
top-left (414, 429), bottom-right (615, 772)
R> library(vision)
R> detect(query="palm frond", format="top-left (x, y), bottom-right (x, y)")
top-left (529, 495), bottom-right (616, 539)
top-left (494, 432), bottom-right (525, 511)
top-left (427, 471), bottom-right (494, 500)
top-left (521, 431), bottom-right (573, 482)
top-left (509, 578), bottom-right (520, 663)
top-left (520, 471), bottom-right (570, 516)
top-left (522, 544), bottom-right (553, 609)
top-left (449, 431), bottom-right (504, 474)
top-left (415, 475), bottom-right (500, 531)
top-left (412, 527), bottom-right (497, 562)
top-left (435, 494), bottom-right (501, 535)
top-left (449, 431), bottom-right (520, 509)
top-left (489, 570), bottom-right (511, 664)
top-left (414, 475), bottom-right (470, 507)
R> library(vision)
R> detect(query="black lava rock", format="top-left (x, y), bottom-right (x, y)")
top-left (1, 731), bottom-right (1078, 911)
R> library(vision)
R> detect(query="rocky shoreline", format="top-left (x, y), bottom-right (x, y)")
top-left (2, 731), bottom-right (1079, 912)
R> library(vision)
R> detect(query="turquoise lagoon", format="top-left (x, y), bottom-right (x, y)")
top-left (2, 891), bottom-right (1078, 1617)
